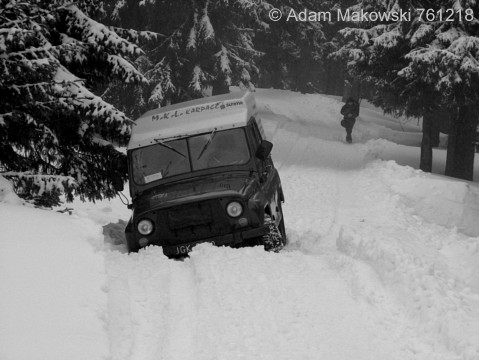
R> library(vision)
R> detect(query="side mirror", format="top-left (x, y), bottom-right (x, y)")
top-left (112, 155), bottom-right (127, 192)
top-left (112, 174), bottom-right (124, 192)
top-left (255, 140), bottom-right (273, 161)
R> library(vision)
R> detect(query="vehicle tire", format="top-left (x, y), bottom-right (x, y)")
top-left (262, 214), bottom-right (284, 252)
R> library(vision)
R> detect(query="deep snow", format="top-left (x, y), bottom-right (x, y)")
top-left (1, 89), bottom-right (479, 360)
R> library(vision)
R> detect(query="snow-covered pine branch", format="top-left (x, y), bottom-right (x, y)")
top-left (60, 5), bottom-right (143, 57)
top-left (2, 171), bottom-right (77, 207)
top-left (0, 0), bottom-right (145, 204)
top-left (104, 0), bottom-right (328, 104)
top-left (189, 65), bottom-right (208, 93)
top-left (146, 60), bottom-right (177, 106)
top-left (106, 54), bottom-right (148, 84)
top-left (108, 27), bottom-right (165, 44)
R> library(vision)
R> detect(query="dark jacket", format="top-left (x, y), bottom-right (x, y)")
top-left (341, 99), bottom-right (359, 120)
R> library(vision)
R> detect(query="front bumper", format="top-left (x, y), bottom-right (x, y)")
top-left (161, 225), bottom-right (269, 257)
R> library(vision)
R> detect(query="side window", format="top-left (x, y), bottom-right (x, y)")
top-left (251, 117), bottom-right (274, 168)
top-left (250, 117), bottom-right (263, 144)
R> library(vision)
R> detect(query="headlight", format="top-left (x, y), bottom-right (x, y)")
top-left (137, 219), bottom-right (154, 235)
top-left (226, 201), bottom-right (243, 218)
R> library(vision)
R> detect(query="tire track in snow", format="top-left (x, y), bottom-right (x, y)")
top-left (105, 248), bottom-right (199, 360)
top-left (281, 167), bottom-right (341, 254)
top-left (188, 244), bottom-right (422, 360)
top-left (105, 233), bottom-right (429, 360)
top-left (105, 252), bottom-right (135, 360)
top-left (274, 129), bottom-right (368, 254)
top-left (158, 259), bottom-right (198, 360)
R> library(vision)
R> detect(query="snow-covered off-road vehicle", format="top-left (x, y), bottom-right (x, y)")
top-left (121, 92), bottom-right (286, 256)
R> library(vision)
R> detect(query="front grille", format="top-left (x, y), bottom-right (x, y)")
top-left (157, 199), bottom-right (232, 246)
top-left (167, 202), bottom-right (213, 229)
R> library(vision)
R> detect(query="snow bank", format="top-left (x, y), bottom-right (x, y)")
top-left (393, 175), bottom-right (479, 237)
top-left (377, 161), bottom-right (479, 237)
top-left (0, 176), bottom-right (23, 205)
top-left (0, 204), bottom-right (109, 360)
top-left (331, 160), bottom-right (479, 360)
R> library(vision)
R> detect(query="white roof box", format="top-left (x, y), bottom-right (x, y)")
top-left (128, 91), bottom-right (258, 150)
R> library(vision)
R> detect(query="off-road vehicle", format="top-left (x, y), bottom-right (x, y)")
top-left (120, 92), bottom-right (286, 256)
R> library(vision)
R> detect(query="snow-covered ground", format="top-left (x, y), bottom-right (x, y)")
top-left (1, 89), bottom-right (479, 360)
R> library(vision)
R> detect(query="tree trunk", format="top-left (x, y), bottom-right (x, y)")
top-left (431, 121), bottom-right (440, 147)
top-left (445, 129), bottom-right (456, 176)
top-left (445, 106), bottom-right (478, 181)
top-left (420, 113), bottom-right (433, 172)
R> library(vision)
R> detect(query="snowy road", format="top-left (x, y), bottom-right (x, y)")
top-left (2, 89), bottom-right (479, 360)
top-left (106, 246), bottom-right (421, 360)
top-left (102, 90), bottom-right (479, 360)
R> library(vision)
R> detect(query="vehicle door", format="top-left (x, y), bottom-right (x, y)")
top-left (249, 118), bottom-right (281, 223)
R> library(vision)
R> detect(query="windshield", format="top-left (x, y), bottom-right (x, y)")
top-left (131, 128), bottom-right (251, 185)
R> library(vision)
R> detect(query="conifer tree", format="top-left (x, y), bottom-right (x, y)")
top-left (101, 0), bottom-right (329, 109)
top-left (336, 0), bottom-right (479, 180)
top-left (0, 0), bottom-right (152, 205)
top-left (256, 0), bottom-right (336, 93)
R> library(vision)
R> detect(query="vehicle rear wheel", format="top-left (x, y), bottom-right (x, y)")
top-left (262, 214), bottom-right (284, 252)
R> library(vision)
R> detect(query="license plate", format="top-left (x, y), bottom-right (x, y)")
top-left (174, 241), bottom-right (216, 255)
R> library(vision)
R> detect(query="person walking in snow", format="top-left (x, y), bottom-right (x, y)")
top-left (340, 97), bottom-right (359, 143)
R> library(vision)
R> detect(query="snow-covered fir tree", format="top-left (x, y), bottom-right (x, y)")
top-left (0, 0), bottom-right (152, 205)
top-left (102, 0), bottom-right (329, 109)
top-left (336, 0), bottom-right (479, 180)
top-left (255, 0), bottom-right (340, 93)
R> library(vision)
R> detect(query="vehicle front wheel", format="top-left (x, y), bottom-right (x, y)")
top-left (262, 214), bottom-right (284, 252)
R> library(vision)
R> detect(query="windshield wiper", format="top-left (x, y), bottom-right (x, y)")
top-left (153, 138), bottom-right (186, 158)
top-left (196, 128), bottom-right (217, 160)
top-left (163, 160), bottom-right (172, 178)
